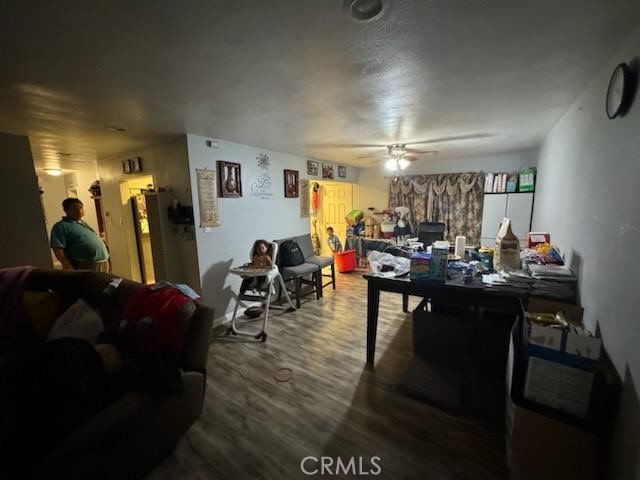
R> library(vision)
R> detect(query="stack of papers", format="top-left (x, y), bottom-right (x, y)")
top-left (527, 264), bottom-right (577, 300)
top-left (528, 264), bottom-right (576, 280)
top-left (482, 270), bottom-right (533, 290)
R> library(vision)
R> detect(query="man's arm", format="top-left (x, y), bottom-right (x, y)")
top-left (103, 239), bottom-right (112, 274)
top-left (52, 248), bottom-right (74, 270)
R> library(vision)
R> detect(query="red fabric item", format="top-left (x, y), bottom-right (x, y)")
top-left (311, 190), bottom-right (319, 211)
top-left (122, 286), bottom-right (192, 353)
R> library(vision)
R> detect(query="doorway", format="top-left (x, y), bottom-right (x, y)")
top-left (310, 182), bottom-right (353, 256)
top-left (119, 175), bottom-right (155, 284)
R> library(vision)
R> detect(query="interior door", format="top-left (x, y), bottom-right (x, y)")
top-left (130, 195), bottom-right (155, 284)
top-left (321, 183), bottom-right (352, 256)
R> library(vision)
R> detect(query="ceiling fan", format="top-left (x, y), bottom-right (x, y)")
top-left (308, 133), bottom-right (493, 170)
top-left (372, 144), bottom-right (437, 171)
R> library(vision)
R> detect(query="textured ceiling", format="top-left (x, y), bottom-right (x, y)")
top-left (1, 0), bottom-right (639, 172)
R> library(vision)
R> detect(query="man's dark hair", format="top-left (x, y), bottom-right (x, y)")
top-left (62, 198), bottom-right (82, 212)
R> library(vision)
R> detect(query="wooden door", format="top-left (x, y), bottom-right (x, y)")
top-left (320, 183), bottom-right (352, 256)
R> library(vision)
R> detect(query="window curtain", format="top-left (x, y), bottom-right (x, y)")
top-left (388, 173), bottom-right (485, 243)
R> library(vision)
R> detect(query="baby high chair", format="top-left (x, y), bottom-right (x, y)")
top-left (227, 241), bottom-right (295, 341)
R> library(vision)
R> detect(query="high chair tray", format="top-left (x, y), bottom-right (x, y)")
top-left (230, 265), bottom-right (275, 276)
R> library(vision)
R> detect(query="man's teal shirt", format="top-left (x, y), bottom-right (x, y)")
top-left (50, 217), bottom-right (109, 263)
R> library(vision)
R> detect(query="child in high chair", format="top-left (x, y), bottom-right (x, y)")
top-left (248, 239), bottom-right (273, 291)
top-left (250, 239), bottom-right (273, 268)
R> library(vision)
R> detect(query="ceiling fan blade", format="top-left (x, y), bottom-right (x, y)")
top-left (404, 147), bottom-right (430, 154)
top-left (357, 152), bottom-right (383, 159)
top-left (404, 133), bottom-right (494, 145)
top-left (307, 142), bottom-right (388, 149)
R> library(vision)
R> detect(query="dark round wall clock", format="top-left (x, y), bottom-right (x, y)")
top-left (606, 62), bottom-right (633, 119)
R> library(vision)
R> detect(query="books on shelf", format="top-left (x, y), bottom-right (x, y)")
top-left (484, 173), bottom-right (494, 192)
top-left (484, 172), bottom-right (509, 193)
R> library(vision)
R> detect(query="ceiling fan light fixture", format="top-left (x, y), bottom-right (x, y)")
top-left (398, 158), bottom-right (410, 170)
top-left (385, 158), bottom-right (398, 171)
top-left (388, 144), bottom-right (405, 156)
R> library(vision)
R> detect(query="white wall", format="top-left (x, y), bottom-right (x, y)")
top-left (186, 134), bottom-right (355, 319)
top-left (532, 25), bottom-right (640, 479)
top-left (39, 174), bottom-right (68, 229)
top-left (0, 132), bottom-right (51, 268)
top-left (98, 136), bottom-right (200, 289)
top-left (72, 169), bottom-right (101, 232)
top-left (356, 149), bottom-right (538, 211)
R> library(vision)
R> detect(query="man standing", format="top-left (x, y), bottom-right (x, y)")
top-left (50, 198), bottom-right (110, 272)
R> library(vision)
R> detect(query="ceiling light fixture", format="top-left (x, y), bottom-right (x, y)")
top-left (343, 0), bottom-right (384, 22)
top-left (384, 144), bottom-right (411, 171)
top-left (44, 168), bottom-right (63, 176)
top-left (398, 158), bottom-right (410, 170)
top-left (385, 158), bottom-right (398, 171)
top-left (106, 125), bottom-right (126, 132)
top-left (384, 157), bottom-right (410, 171)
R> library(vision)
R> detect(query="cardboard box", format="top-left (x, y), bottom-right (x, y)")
top-left (519, 298), bottom-right (600, 418)
top-left (526, 297), bottom-right (600, 362)
top-left (523, 354), bottom-right (594, 417)
top-left (506, 330), bottom-right (598, 480)
top-left (527, 297), bottom-right (584, 326)
top-left (506, 396), bottom-right (597, 480)
top-left (527, 232), bottom-right (550, 248)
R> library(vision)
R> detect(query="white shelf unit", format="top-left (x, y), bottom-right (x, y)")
top-left (480, 193), bottom-right (534, 248)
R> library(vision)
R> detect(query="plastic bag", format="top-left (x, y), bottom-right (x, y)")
top-left (367, 250), bottom-right (410, 278)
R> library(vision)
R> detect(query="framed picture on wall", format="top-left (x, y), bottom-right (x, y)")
top-left (122, 159), bottom-right (131, 174)
top-left (130, 157), bottom-right (142, 173)
top-left (307, 160), bottom-right (319, 176)
top-left (284, 169), bottom-right (299, 198)
top-left (217, 161), bottom-right (242, 197)
top-left (338, 165), bottom-right (347, 178)
top-left (322, 163), bottom-right (334, 179)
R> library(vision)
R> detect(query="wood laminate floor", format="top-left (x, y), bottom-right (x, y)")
top-left (147, 271), bottom-right (508, 480)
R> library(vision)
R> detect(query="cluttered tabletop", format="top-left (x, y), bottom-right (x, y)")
top-left (362, 230), bottom-right (576, 301)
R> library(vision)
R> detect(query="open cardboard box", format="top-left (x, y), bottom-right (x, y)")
top-left (506, 304), bottom-right (621, 480)
top-left (506, 325), bottom-right (598, 480)
top-left (527, 297), bottom-right (601, 360)
top-left (520, 297), bottom-right (606, 418)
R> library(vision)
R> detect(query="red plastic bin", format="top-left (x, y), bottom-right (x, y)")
top-left (335, 249), bottom-right (357, 273)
